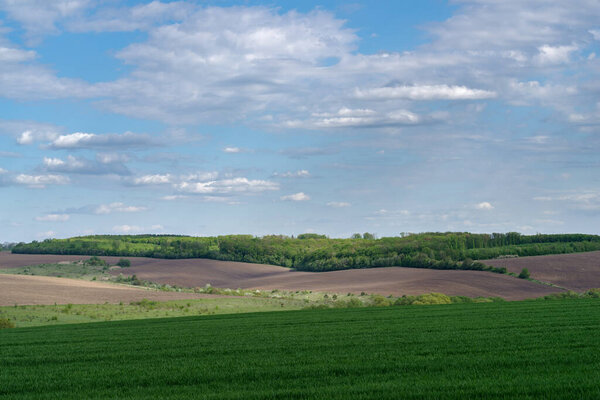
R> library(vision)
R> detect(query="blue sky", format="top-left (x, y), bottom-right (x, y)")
top-left (1, 0), bottom-right (599, 242)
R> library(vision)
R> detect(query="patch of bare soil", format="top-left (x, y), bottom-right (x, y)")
top-left (0, 274), bottom-right (221, 306)
top-left (0, 253), bottom-right (563, 301)
top-left (482, 251), bottom-right (600, 291)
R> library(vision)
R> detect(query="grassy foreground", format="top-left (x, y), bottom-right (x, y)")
top-left (1, 300), bottom-right (600, 399)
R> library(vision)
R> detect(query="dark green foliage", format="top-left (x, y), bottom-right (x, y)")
top-left (11, 232), bottom-right (600, 273)
top-left (1, 301), bottom-right (600, 399)
top-left (117, 258), bottom-right (131, 268)
top-left (0, 318), bottom-right (15, 329)
top-left (85, 256), bottom-right (107, 267)
top-left (519, 268), bottom-right (531, 279)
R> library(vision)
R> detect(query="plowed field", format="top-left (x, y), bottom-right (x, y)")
top-left (0, 274), bottom-right (220, 306)
top-left (483, 251), bottom-right (600, 291)
top-left (0, 253), bottom-right (562, 300)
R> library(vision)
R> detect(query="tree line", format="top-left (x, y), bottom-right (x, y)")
top-left (11, 232), bottom-right (600, 273)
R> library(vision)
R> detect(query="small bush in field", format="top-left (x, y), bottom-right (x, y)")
top-left (0, 318), bottom-right (15, 329)
top-left (518, 268), bottom-right (530, 279)
top-left (117, 259), bottom-right (131, 268)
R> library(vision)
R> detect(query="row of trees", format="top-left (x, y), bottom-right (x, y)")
top-left (12, 232), bottom-right (600, 273)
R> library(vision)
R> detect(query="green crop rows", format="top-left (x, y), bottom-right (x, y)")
top-left (1, 300), bottom-right (600, 399)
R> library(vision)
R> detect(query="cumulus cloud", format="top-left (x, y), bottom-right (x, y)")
top-left (284, 107), bottom-right (425, 129)
top-left (327, 201), bottom-right (350, 207)
top-left (94, 202), bottom-right (147, 215)
top-left (133, 174), bottom-right (172, 185)
top-left (354, 85), bottom-right (496, 100)
top-left (536, 44), bottom-right (578, 65)
top-left (42, 154), bottom-right (130, 175)
top-left (112, 224), bottom-right (164, 233)
top-left (112, 224), bottom-right (143, 234)
top-left (161, 194), bottom-right (187, 201)
top-left (534, 192), bottom-right (600, 210)
top-left (1, 2), bottom-right (599, 131)
top-left (281, 192), bottom-right (310, 201)
top-left (36, 213), bottom-right (69, 222)
top-left (0, 0), bottom-right (92, 40)
top-left (49, 131), bottom-right (154, 149)
top-left (36, 230), bottom-right (56, 239)
top-left (475, 202), bottom-right (494, 210)
top-left (273, 170), bottom-right (310, 178)
top-left (176, 177), bottom-right (279, 194)
top-left (14, 174), bottom-right (69, 188)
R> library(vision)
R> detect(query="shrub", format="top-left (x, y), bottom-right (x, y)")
top-left (371, 295), bottom-right (391, 307)
top-left (0, 318), bottom-right (15, 329)
top-left (86, 256), bottom-right (107, 267)
top-left (117, 258), bottom-right (131, 268)
top-left (518, 268), bottom-right (530, 279)
top-left (415, 293), bottom-right (452, 305)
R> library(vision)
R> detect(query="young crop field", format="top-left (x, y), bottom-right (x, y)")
top-left (1, 299), bottom-right (599, 399)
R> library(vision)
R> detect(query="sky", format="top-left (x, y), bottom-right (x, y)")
top-left (1, 0), bottom-right (599, 242)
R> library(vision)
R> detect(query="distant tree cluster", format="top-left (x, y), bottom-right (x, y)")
top-left (1, 242), bottom-right (16, 251)
top-left (11, 232), bottom-right (600, 274)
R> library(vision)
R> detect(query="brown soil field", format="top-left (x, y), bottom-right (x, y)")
top-left (482, 251), bottom-right (600, 291)
top-left (0, 252), bottom-right (563, 301)
top-left (0, 274), bottom-right (221, 306)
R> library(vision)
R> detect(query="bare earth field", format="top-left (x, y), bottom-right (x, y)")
top-left (0, 274), bottom-right (220, 306)
top-left (0, 252), bottom-right (563, 301)
top-left (483, 251), bottom-right (600, 291)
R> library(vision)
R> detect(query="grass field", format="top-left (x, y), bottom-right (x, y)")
top-left (0, 262), bottom-right (111, 280)
top-left (0, 297), bottom-right (310, 327)
top-left (1, 299), bottom-right (599, 399)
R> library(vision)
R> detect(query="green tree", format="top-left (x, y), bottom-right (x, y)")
top-left (518, 268), bottom-right (530, 279)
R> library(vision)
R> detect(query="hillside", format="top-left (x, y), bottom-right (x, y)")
top-left (12, 232), bottom-right (600, 272)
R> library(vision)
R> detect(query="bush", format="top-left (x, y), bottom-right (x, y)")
top-left (117, 258), bottom-right (131, 268)
top-left (86, 256), bottom-right (107, 267)
top-left (518, 268), bottom-right (530, 279)
top-left (0, 318), bottom-right (15, 329)
top-left (371, 295), bottom-right (391, 307)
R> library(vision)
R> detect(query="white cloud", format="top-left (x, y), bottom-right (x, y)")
top-left (94, 202), bottom-right (147, 215)
top-left (36, 230), bottom-right (56, 239)
top-left (354, 85), bottom-right (496, 100)
top-left (36, 213), bottom-right (69, 222)
top-left (534, 192), bottom-right (600, 210)
top-left (223, 147), bottom-right (242, 153)
top-left (475, 202), bottom-right (494, 210)
top-left (112, 224), bottom-right (163, 233)
top-left (327, 201), bottom-right (350, 207)
top-left (161, 195), bottom-right (187, 201)
top-left (14, 174), bottom-right (69, 188)
top-left (0, 46), bottom-right (36, 62)
top-left (287, 107), bottom-right (424, 129)
top-left (42, 154), bottom-right (130, 175)
top-left (0, 0), bottom-right (92, 40)
top-left (133, 174), bottom-right (172, 185)
top-left (49, 131), bottom-right (153, 149)
top-left (17, 129), bottom-right (58, 145)
top-left (176, 177), bottom-right (279, 194)
top-left (112, 224), bottom-right (143, 233)
top-left (0, 167), bottom-right (6, 174)
top-left (273, 170), bottom-right (310, 178)
top-left (281, 192), bottom-right (310, 201)
top-left (536, 44), bottom-right (578, 65)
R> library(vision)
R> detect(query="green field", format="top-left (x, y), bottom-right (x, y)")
top-left (1, 299), bottom-right (599, 399)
